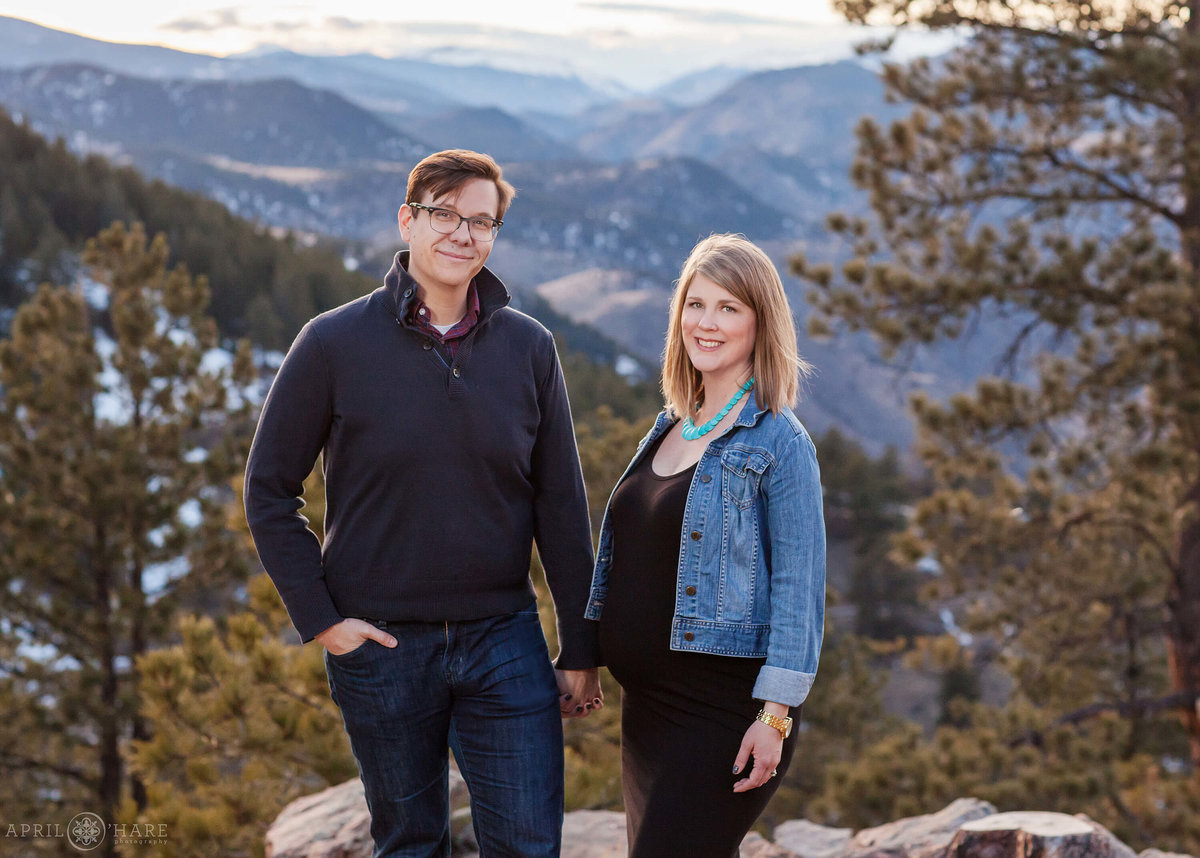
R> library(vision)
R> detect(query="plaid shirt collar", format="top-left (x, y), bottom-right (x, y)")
top-left (408, 280), bottom-right (481, 343)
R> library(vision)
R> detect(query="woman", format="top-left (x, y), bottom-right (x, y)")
top-left (586, 234), bottom-right (826, 857)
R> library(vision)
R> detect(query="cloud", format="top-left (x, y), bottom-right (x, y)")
top-left (324, 16), bottom-right (370, 32)
top-left (264, 20), bottom-right (309, 34)
top-left (161, 7), bottom-right (243, 33)
top-left (578, 2), bottom-right (807, 27)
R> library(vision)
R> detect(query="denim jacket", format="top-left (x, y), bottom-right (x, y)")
top-left (586, 391), bottom-right (826, 707)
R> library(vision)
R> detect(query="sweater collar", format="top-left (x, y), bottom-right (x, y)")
top-left (385, 250), bottom-right (511, 324)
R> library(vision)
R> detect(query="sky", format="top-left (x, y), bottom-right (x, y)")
top-left (0, 1), bottom-right (940, 88)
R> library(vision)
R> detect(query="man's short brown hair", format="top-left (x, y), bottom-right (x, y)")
top-left (405, 149), bottom-right (516, 219)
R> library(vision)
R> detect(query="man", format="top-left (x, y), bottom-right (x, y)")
top-left (244, 149), bottom-right (602, 858)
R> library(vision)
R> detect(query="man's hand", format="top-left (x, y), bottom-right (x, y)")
top-left (315, 618), bottom-right (397, 656)
top-left (556, 668), bottom-right (603, 719)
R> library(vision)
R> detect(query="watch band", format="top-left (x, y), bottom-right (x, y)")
top-left (755, 708), bottom-right (793, 739)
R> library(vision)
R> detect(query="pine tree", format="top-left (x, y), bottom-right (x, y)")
top-left (131, 575), bottom-right (356, 858)
top-left (792, 0), bottom-right (1200, 841)
top-left (0, 222), bottom-right (254, 854)
top-left (126, 467), bottom-right (357, 858)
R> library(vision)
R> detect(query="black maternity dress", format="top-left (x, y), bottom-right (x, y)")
top-left (598, 432), bottom-right (798, 858)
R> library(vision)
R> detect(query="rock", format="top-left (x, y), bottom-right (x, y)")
top-left (264, 779), bottom-right (372, 858)
top-left (561, 810), bottom-right (627, 857)
top-left (557, 815), bottom-right (799, 857)
top-left (845, 797), bottom-right (996, 858)
top-left (741, 830), bottom-right (800, 857)
top-left (774, 819), bottom-right (854, 858)
top-left (1071, 814), bottom-right (1141, 858)
top-left (450, 806), bottom-right (477, 856)
top-left (265, 769), bottom-right (469, 858)
top-left (947, 811), bottom-right (1137, 858)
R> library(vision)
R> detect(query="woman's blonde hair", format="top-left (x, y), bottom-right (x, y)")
top-left (662, 234), bottom-right (810, 418)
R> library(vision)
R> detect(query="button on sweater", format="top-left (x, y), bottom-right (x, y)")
top-left (244, 252), bottom-right (599, 668)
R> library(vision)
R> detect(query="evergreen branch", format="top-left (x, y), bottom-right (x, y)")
top-left (1055, 690), bottom-right (1199, 726)
top-left (0, 750), bottom-right (93, 786)
top-left (996, 317), bottom-right (1042, 376)
top-left (933, 10), bottom-right (1173, 56)
top-left (896, 72), bottom-right (1180, 116)
top-left (1106, 782), bottom-right (1158, 845)
top-left (0, 661), bottom-right (29, 680)
top-left (0, 593), bottom-right (95, 652)
top-left (1042, 147), bottom-right (1183, 225)
top-left (1058, 511), bottom-right (1179, 576)
top-left (922, 161), bottom-right (1179, 225)
top-left (266, 679), bottom-right (339, 714)
top-left (1007, 690), bottom-right (1199, 748)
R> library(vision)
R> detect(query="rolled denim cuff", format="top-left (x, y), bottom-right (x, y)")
top-left (752, 665), bottom-right (815, 707)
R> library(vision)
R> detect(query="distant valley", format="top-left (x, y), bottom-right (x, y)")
top-left (0, 16), bottom-right (1020, 457)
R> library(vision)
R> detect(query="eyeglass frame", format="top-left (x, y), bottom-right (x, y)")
top-left (406, 202), bottom-right (503, 241)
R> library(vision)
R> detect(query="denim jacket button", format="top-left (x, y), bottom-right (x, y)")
top-left (700, 474), bottom-right (712, 483)
top-left (686, 586), bottom-right (696, 596)
top-left (690, 531), bottom-right (701, 541)
top-left (683, 632), bottom-right (695, 641)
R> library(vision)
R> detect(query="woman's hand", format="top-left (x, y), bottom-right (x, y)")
top-left (731, 709), bottom-right (786, 792)
top-left (556, 668), bottom-right (604, 719)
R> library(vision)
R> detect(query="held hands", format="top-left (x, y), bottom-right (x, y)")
top-left (315, 618), bottom-right (397, 656)
top-left (556, 668), bottom-right (604, 720)
top-left (731, 710), bottom-right (786, 792)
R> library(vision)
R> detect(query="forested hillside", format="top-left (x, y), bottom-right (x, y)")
top-left (0, 108), bottom-right (373, 349)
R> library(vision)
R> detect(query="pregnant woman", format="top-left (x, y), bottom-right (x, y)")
top-left (587, 233), bottom-right (827, 857)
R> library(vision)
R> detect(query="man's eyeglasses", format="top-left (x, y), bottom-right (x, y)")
top-left (408, 203), bottom-right (502, 242)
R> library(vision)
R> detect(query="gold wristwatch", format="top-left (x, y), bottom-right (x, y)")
top-left (755, 708), bottom-right (793, 738)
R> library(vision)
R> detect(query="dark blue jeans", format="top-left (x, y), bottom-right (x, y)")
top-left (325, 604), bottom-right (564, 858)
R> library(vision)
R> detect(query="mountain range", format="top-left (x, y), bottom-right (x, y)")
top-left (0, 16), bottom-right (1012, 458)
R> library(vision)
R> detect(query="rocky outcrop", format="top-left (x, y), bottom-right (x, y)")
top-left (774, 819), bottom-right (854, 858)
top-left (560, 811), bottom-right (626, 857)
top-left (265, 770), bottom-right (469, 858)
top-left (741, 831), bottom-right (803, 857)
top-left (264, 781), bottom-right (1197, 858)
top-left (946, 812), bottom-right (1137, 858)
top-left (842, 797), bottom-right (996, 858)
top-left (264, 779), bottom-right (371, 858)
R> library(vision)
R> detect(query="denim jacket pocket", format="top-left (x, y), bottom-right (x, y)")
top-left (720, 446), bottom-right (772, 510)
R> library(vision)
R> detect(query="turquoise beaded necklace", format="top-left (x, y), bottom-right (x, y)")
top-left (681, 377), bottom-right (755, 441)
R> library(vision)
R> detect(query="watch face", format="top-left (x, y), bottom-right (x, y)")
top-left (783, 718), bottom-right (793, 738)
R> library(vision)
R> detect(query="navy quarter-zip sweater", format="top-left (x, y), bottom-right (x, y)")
top-left (244, 252), bottom-right (599, 668)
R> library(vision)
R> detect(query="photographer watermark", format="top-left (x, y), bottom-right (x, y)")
top-left (5, 812), bottom-right (169, 851)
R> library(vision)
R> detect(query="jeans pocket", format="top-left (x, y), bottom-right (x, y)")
top-left (327, 640), bottom-right (373, 663)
